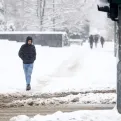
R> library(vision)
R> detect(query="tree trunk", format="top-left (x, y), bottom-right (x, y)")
top-left (53, 0), bottom-right (55, 31)
top-left (40, 0), bottom-right (46, 31)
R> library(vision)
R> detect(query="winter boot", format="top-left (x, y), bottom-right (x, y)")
top-left (26, 84), bottom-right (31, 91)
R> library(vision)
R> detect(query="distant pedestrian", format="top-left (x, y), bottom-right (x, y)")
top-left (18, 36), bottom-right (36, 91)
top-left (100, 36), bottom-right (105, 48)
top-left (94, 35), bottom-right (99, 48)
top-left (89, 35), bottom-right (94, 49)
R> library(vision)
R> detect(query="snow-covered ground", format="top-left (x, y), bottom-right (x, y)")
top-left (0, 40), bottom-right (116, 94)
top-left (10, 108), bottom-right (121, 121)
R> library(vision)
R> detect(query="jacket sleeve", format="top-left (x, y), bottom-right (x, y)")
top-left (18, 45), bottom-right (24, 60)
top-left (33, 45), bottom-right (36, 61)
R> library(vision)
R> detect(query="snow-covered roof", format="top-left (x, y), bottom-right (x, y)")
top-left (0, 31), bottom-right (67, 35)
top-left (69, 39), bottom-right (83, 42)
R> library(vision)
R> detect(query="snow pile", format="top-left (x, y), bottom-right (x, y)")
top-left (97, 0), bottom-right (109, 6)
top-left (7, 93), bottom-right (116, 107)
top-left (10, 115), bottom-right (29, 121)
top-left (10, 109), bottom-right (121, 121)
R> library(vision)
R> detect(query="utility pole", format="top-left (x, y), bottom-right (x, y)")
top-left (97, 0), bottom-right (121, 114)
top-left (114, 21), bottom-right (117, 57)
top-left (117, 4), bottom-right (121, 113)
top-left (53, 0), bottom-right (55, 31)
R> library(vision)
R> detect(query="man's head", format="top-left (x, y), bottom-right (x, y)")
top-left (26, 36), bottom-right (33, 45)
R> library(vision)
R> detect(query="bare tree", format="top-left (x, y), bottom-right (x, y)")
top-left (0, 0), bottom-right (6, 30)
top-left (53, 0), bottom-right (55, 31)
top-left (37, 0), bottom-right (46, 31)
top-left (2, 0), bottom-right (110, 35)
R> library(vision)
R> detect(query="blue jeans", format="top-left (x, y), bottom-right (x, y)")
top-left (23, 64), bottom-right (33, 85)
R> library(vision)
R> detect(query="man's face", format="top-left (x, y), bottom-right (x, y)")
top-left (28, 40), bottom-right (32, 45)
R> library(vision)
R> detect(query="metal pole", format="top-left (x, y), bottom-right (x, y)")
top-left (117, 4), bottom-right (121, 114)
top-left (114, 22), bottom-right (117, 57)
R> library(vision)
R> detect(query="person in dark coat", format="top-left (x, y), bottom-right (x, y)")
top-left (100, 36), bottom-right (105, 48)
top-left (18, 36), bottom-right (36, 91)
top-left (89, 35), bottom-right (94, 49)
top-left (94, 35), bottom-right (99, 48)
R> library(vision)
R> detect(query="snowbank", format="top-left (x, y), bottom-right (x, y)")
top-left (7, 93), bottom-right (116, 107)
top-left (10, 109), bottom-right (121, 121)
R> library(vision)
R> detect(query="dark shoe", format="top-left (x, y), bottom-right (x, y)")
top-left (26, 84), bottom-right (31, 91)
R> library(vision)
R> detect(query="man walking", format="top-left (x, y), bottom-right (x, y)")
top-left (89, 35), bottom-right (94, 49)
top-left (18, 36), bottom-right (36, 91)
top-left (100, 36), bottom-right (105, 48)
top-left (94, 35), bottom-right (99, 48)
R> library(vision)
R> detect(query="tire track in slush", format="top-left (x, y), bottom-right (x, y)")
top-left (0, 104), bottom-right (115, 121)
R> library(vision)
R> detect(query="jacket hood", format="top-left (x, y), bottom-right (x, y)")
top-left (26, 36), bottom-right (33, 44)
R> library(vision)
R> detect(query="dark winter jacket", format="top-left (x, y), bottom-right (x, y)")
top-left (18, 36), bottom-right (36, 64)
top-left (100, 37), bottom-right (105, 44)
top-left (94, 35), bottom-right (99, 43)
top-left (89, 35), bottom-right (94, 44)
